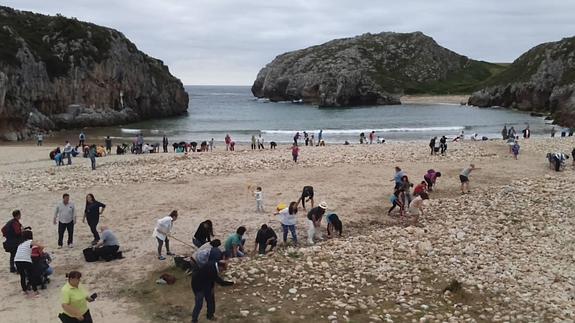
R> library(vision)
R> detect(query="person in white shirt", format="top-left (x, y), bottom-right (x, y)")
top-left (14, 230), bottom-right (44, 297)
top-left (153, 210), bottom-right (178, 260)
top-left (142, 143), bottom-right (152, 153)
top-left (254, 187), bottom-right (264, 213)
top-left (257, 134), bottom-right (264, 149)
top-left (63, 141), bottom-right (73, 165)
top-left (409, 192), bottom-right (429, 216)
top-left (274, 202), bottom-right (298, 244)
top-left (53, 193), bottom-right (76, 248)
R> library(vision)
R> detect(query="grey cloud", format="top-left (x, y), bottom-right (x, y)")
top-left (3, 0), bottom-right (575, 84)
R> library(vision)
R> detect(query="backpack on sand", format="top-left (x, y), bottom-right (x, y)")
top-left (83, 247), bottom-right (99, 262)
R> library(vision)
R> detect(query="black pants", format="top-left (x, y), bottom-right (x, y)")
top-left (192, 286), bottom-right (215, 323)
top-left (58, 222), bottom-right (75, 246)
top-left (87, 217), bottom-right (100, 241)
top-left (16, 261), bottom-right (37, 292)
top-left (7, 243), bottom-right (17, 272)
top-left (59, 310), bottom-right (93, 323)
top-left (163, 144), bottom-right (168, 153)
top-left (94, 245), bottom-right (119, 261)
top-left (440, 144), bottom-right (447, 154)
top-left (156, 237), bottom-right (170, 255)
top-left (258, 239), bottom-right (277, 254)
top-left (424, 177), bottom-right (433, 190)
top-left (258, 143), bottom-right (264, 149)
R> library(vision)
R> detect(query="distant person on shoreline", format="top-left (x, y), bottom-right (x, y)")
top-left (258, 134), bottom-right (264, 149)
top-left (293, 132), bottom-right (300, 145)
top-left (508, 127), bottom-right (516, 139)
top-left (304, 131), bottom-right (309, 146)
top-left (292, 143), bottom-right (299, 163)
top-left (251, 135), bottom-right (256, 150)
top-left (512, 140), bottom-right (521, 159)
top-left (310, 133), bottom-right (315, 146)
top-left (209, 138), bottom-right (214, 151)
top-left (317, 129), bottom-right (323, 146)
top-left (359, 132), bottom-right (366, 144)
top-left (551, 126), bottom-right (556, 138)
top-left (163, 135), bottom-right (169, 153)
top-left (439, 136), bottom-right (447, 155)
top-left (225, 134), bottom-right (231, 151)
top-left (522, 123), bottom-right (530, 139)
top-left (36, 133), bottom-right (43, 146)
top-left (270, 141), bottom-right (277, 149)
top-left (79, 131), bottom-right (86, 147)
top-left (105, 136), bottom-right (112, 154)
top-left (501, 124), bottom-right (508, 140)
top-left (429, 137), bottom-right (436, 155)
top-left (460, 164), bottom-right (480, 194)
top-left (229, 140), bottom-right (235, 151)
top-left (369, 131), bottom-right (375, 144)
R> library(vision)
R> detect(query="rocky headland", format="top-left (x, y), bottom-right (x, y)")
top-left (0, 6), bottom-right (188, 141)
top-left (469, 36), bottom-right (575, 127)
top-left (252, 32), bottom-right (504, 107)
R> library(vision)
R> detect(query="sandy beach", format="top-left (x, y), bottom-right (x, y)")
top-left (0, 137), bottom-right (574, 322)
top-left (401, 95), bottom-right (469, 105)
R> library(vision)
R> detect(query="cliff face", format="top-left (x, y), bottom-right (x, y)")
top-left (0, 6), bottom-right (188, 140)
top-left (252, 32), bottom-right (503, 107)
top-left (469, 36), bottom-right (575, 127)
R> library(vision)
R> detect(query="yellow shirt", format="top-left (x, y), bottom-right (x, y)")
top-left (61, 282), bottom-right (89, 317)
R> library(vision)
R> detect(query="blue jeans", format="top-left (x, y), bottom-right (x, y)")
top-left (281, 224), bottom-right (297, 244)
top-left (192, 286), bottom-right (215, 322)
top-left (90, 157), bottom-right (96, 170)
top-left (225, 239), bottom-right (245, 258)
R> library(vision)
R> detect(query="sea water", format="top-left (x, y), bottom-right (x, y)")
top-left (73, 85), bottom-right (552, 144)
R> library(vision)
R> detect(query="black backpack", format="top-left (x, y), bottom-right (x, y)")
top-left (83, 247), bottom-right (99, 262)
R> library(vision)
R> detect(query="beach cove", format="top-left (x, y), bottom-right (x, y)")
top-left (0, 137), bottom-right (574, 322)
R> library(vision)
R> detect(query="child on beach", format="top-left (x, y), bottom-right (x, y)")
top-left (413, 181), bottom-right (427, 196)
top-left (325, 213), bottom-right (343, 238)
top-left (292, 144), bottom-right (299, 163)
top-left (254, 187), bottom-right (264, 212)
top-left (409, 192), bottom-right (429, 216)
top-left (388, 189), bottom-right (405, 216)
top-left (512, 141), bottom-right (520, 159)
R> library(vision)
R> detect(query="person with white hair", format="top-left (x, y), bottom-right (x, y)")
top-left (93, 225), bottom-right (120, 261)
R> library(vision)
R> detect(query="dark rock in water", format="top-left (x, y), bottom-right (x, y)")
top-left (0, 6), bottom-right (188, 141)
top-left (469, 36), bottom-right (575, 127)
top-left (530, 112), bottom-right (546, 117)
top-left (252, 32), bottom-right (503, 107)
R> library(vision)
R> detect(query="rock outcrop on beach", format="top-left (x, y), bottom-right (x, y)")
top-left (0, 6), bottom-right (188, 141)
top-left (469, 36), bottom-right (575, 127)
top-left (252, 32), bottom-right (503, 107)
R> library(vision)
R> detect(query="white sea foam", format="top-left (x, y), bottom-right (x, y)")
top-left (261, 126), bottom-right (464, 135)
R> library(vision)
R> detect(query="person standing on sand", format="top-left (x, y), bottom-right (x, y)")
top-left (429, 137), bottom-right (436, 155)
top-left (153, 210), bottom-right (177, 260)
top-left (104, 136), bottom-right (112, 154)
top-left (307, 202), bottom-right (327, 244)
top-left (512, 140), bottom-right (520, 160)
top-left (191, 261), bottom-right (234, 323)
top-left (293, 132), bottom-right (300, 145)
top-left (460, 164), bottom-right (480, 194)
top-left (83, 194), bottom-right (106, 245)
top-left (88, 145), bottom-right (97, 170)
top-left (274, 202), bottom-right (298, 245)
top-left (304, 131), bottom-right (309, 146)
top-left (54, 193), bottom-right (76, 249)
top-left (36, 133), bottom-right (43, 146)
top-left (78, 132), bottom-right (86, 147)
top-left (522, 123), bottom-right (530, 139)
top-left (3, 210), bottom-right (24, 273)
top-left (439, 136), bottom-right (447, 155)
top-left (209, 138), bottom-right (215, 151)
top-left (251, 135), bottom-right (257, 150)
top-left (162, 135), bottom-right (169, 153)
top-left (258, 134), bottom-right (265, 149)
top-left (229, 140), bottom-right (235, 151)
top-left (254, 187), bottom-right (264, 212)
top-left (317, 129), bottom-right (323, 146)
top-left (58, 271), bottom-right (96, 323)
top-left (310, 133), bottom-right (315, 146)
top-left (15, 230), bottom-right (43, 298)
top-left (292, 143), bottom-right (300, 163)
top-left (63, 141), bottom-right (73, 165)
top-left (551, 127), bottom-right (556, 138)
top-left (225, 134), bottom-right (231, 151)
top-left (501, 124), bottom-right (508, 140)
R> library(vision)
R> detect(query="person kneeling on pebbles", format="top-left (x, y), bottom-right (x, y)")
top-left (224, 226), bottom-right (247, 258)
top-left (325, 213), bottom-right (342, 238)
top-left (307, 202), bottom-right (327, 244)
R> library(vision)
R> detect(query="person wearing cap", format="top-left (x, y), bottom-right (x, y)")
top-left (191, 261), bottom-right (234, 323)
top-left (307, 202), bottom-right (327, 244)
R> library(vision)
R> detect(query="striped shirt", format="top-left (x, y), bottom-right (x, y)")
top-left (14, 240), bottom-right (33, 263)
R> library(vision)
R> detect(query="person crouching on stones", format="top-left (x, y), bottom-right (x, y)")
top-left (93, 226), bottom-right (121, 261)
top-left (325, 213), bottom-right (342, 238)
top-left (409, 192), bottom-right (429, 217)
top-left (254, 224), bottom-right (277, 255)
top-left (191, 261), bottom-right (234, 323)
top-left (307, 202), bottom-right (327, 244)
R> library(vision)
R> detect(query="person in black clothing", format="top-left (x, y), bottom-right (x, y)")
top-left (429, 137), bottom-right (436, 155)
top-left (296, 186), bottom-right (314, 210)
top-left (193, 220), bottom-right (214, 248)
top-left (191, 261), bottom-right (234, 323)
top-left (105, 136), bottom-right (112, 154)
top-left (162, 136), bottom-right (169, 153)
top-left (83, 194), bottom-right (106, 245)
top-left (2, 210), bottom-right (24, 273)
top-left (439, 136), bottom-right (447, 155)
top-left (254, 224), bottom-right (277, 255)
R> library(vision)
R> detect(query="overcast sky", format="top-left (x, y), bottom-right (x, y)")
top-left (4, 0), bottom-right (574, 85)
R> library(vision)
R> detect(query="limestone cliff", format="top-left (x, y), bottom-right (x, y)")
top-left (252, 32), bottom-right (503, 107)
top-left (469, 36), bottom-right (575, 127)
top-left (0, 6), bottom-right (188, 140)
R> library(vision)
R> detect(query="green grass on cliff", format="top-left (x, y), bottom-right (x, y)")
top-left (0, 6), bottom-right (112, 79)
